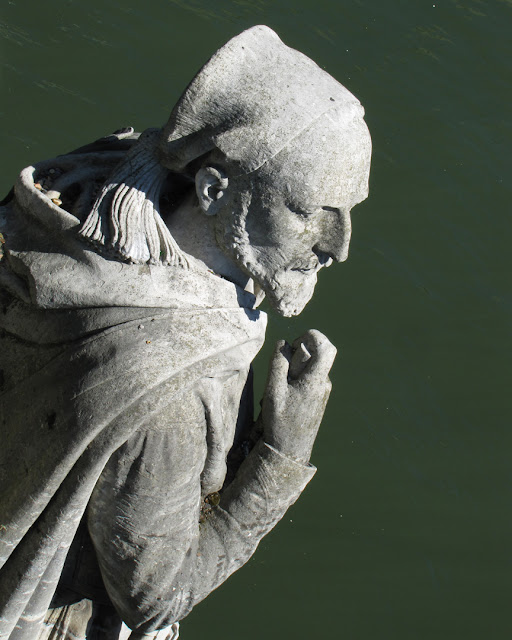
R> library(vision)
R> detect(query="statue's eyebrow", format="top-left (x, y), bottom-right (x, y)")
top-left (321, 206), bottom-right (340, 213)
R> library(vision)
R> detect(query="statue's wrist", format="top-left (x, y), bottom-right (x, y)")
top-left (263, 436), bottom-right (312, 466)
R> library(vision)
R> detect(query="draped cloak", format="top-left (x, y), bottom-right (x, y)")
top-left (0, 150), bottom-right (315, 638)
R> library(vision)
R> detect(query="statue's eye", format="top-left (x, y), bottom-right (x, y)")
top-left (287, 204), bottom-right (315, 218)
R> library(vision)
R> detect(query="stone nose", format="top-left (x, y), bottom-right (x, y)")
top-left (316, 208), bottom-right (352, 263)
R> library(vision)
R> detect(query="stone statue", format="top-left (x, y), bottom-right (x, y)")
top-left (0, 25), bottom-right (371, 640)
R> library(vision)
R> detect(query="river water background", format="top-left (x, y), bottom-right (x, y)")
top-left (1, 1), bottom-right (511, 638)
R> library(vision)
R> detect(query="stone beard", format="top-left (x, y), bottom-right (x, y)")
top-left (0, 25), bottom-right (371, 640)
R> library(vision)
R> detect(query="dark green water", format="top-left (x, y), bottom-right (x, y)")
top-left (1, 1), bottom-right (511, 638)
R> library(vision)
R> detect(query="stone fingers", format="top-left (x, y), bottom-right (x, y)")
top-left (291, 329), bottom-right (337, 386)
top-left (266, 339), bottom-right (293, 395)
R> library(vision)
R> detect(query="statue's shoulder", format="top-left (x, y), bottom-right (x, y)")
top-left (0, 128), bottom-right (144, 251)
top-left (1, 128), bottom-right (139, 210)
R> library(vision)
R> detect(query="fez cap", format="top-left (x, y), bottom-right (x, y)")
top-left (159, 25), bottom-right (364, 174)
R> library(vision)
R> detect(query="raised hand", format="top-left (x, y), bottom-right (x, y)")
top-left (261, 329), bottom-right (337, 465)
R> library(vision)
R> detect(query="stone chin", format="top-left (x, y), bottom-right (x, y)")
top-left (255, 268), bottom-right (318, 318)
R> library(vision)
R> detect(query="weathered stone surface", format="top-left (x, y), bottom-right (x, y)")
top-left (0, 25), bottom-right (371, 639)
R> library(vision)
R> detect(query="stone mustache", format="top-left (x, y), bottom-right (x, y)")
top-left (0, 25), bottom-right (371, 640)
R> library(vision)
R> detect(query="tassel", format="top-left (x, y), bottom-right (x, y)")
top-left (80, 129), bottom-right (189, 268)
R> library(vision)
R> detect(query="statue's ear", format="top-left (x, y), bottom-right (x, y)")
top-left (195, 166), bottom-right (229, 216)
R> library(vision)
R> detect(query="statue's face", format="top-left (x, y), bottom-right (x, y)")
top-left (216, 114), bottom-right (371, 316)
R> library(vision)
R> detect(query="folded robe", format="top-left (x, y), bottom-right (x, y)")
top-left (0, 150), bottom-right (315, 638)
